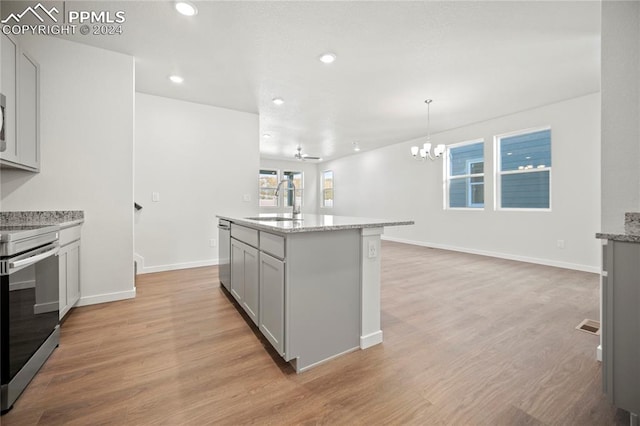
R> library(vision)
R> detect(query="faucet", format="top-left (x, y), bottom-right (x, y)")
top-left (275, 179), bottom-right (301, 216)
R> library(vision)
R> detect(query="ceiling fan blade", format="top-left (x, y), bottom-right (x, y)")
top-left (301, 154), bottom-right (321, 160)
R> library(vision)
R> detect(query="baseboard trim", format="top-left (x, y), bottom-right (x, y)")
top-left (360, 330), bottom-right (383, 349)
top-left (381, 236), bottom-right (599, 274)
top-left (76, 288), bottom-right (136, 307)
top-left (295, 346), bottom-right (360, 373)
top-left (136, 259), bottom-right (219, 274)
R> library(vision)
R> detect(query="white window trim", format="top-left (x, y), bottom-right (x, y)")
top-left (493, 126), bottom-right (552, 212)
top-left (259, 168), bottom-right (280, 208)
top-left (321, 169), bottom-right (334, 209)
top-left (444, 139), bottom-right (485, 210)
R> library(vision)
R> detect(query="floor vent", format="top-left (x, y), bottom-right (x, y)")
top-left (576, 319), bottom-right (600, 335)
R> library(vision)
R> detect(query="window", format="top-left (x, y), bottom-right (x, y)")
top-left (446, 140), bottom-right (484, 209)
top-left (259, 169), bottom-right (279, 207)
top-left (496, 128), bottom-right (551, 210)
top-left (321, 170), bottom-right (334, 208)
top-left (282, 171), bottom-right (303, 208)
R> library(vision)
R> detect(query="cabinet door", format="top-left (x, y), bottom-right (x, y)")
top-left (58, 248), bottom-right (69, 319)
top-left (17, 51), bottom-right (39, 170)
top-left (1, 34), bottom-right (18, 163)
top-left (259, 252), bottom-right (285, 355)
top-left (66, 241), bottom-right (81, 307)
top-left (242, 245), bottom-right (259, 326)
top-left (230, 239), bottom-right (245, 303)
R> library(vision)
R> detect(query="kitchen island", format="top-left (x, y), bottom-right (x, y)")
top-left (596, 213), bottom-right (640, 425)
top-left (217, 213), bottom-right (413, 372)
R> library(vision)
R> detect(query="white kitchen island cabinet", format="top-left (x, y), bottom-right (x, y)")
top-left (218, 213), bottom-right (413, 372)
top-left (230, 229), bottom-right (259, 326)
top-left (259, 251), bottom-right (285, 356)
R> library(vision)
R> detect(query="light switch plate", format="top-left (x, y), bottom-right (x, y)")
top-left (152, 192), bottom-right (160, 202)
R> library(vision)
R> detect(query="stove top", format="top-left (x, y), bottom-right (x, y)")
top-left (0, 224), bottom-right (60, 242)
top-left (0, 224), bottom-right (60, 256)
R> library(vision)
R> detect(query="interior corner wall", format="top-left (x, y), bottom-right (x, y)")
top-left (259, 158), bottom-right (319, 215)
top-left (601, 1), bottom-right (640, 232)
top-left (0, 35), bottom-right (135, 305)
top-left (134, 93), bottom-right (259, 273)
top-left (321, 93), bottom-right (601, 272)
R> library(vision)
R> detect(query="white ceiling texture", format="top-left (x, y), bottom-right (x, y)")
top-left (54, 1), bottom-right (600, 162)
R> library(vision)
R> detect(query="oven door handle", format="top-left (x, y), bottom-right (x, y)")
top-left (9, 246), bottom-right (59, 270)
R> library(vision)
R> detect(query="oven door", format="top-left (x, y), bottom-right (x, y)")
top-left (1, 243), bottom-right (59, 385)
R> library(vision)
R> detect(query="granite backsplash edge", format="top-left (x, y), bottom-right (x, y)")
top-left (0, 211), bottom-right (84, 225)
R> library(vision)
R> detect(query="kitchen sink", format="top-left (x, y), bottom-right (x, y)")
top-left (245, 216), bottom-right (302, 222)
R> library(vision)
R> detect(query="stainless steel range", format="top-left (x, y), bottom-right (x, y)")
top-left (0, 224), bottom-right (60, 414)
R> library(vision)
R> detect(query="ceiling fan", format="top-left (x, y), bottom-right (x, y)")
top-left (294, 146), bottom-right (321, 161)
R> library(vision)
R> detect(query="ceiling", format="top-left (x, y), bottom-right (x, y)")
top-left (16, 1), bottom-right (602, 161)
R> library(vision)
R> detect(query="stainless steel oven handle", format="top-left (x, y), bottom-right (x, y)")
top-left (9, 246), bottom-right (59, 269)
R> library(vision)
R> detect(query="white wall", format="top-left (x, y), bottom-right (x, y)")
top-left (259, 158), bottom-right (319, 214)
top-left (321, 93), bottom-right (601, 272)
top-left (134, 93), bottom-right (259, 273)
top-left (1, 36), bottom-right (135, 305)
top-left (601, 1), bottom-right (640, 232)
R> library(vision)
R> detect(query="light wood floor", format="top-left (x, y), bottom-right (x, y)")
top-left (3, 241), bottom-right (628, 425)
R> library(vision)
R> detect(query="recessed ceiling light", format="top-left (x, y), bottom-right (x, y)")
top-left (319, 53), bottom-right (337, 64)
top-left (272, 97), bottom-right (284, 105)
top-left (175, 1), bottom-right (198, 16)
top-left (263, 133), bottom-right (272, 139)
top-left (169, 75), bottom-right (184, 84)
top-left (320, 53), bottom-right (336, 64)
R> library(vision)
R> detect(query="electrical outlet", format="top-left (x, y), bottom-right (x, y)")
top-left (210, 239), bottom-right (217, 247)
top-left (368, 241), bottom-right (377, 258)
top-left (557, 239), bottom-right (565, 249)
top-left (243, 194), bottom-right (251, 202)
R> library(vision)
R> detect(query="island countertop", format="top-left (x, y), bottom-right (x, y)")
top-left (596, 212), bottom-right (640, 243)
top-left (216, 213), bottom-right (414, 234)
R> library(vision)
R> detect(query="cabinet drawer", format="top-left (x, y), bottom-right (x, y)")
top-left (231, 224), bottom-right (258, 247)
top-left (59, 225), bottom-right (81, 246)
top-left (260, 231), bottom-right (285, 259)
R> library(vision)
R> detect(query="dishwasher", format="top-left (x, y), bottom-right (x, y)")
top-left (217, 219), bottom-right (231, 291)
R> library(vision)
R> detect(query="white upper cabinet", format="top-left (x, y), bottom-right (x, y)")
top-left (1, 34), bottom-right (18, 164)
top-left (0, 34), bottom-right (40, 172)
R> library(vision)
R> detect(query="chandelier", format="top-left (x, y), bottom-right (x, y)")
top-left (411, 99), bottom-right (445, 161)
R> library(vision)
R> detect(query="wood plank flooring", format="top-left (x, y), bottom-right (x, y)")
top-left (2, 241), bottom-right (629, 425)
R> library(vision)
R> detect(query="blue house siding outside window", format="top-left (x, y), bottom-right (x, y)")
top-left (447, 141), bottom-right (484, 209)
top-left (497, 128), bottom-right (551, 209)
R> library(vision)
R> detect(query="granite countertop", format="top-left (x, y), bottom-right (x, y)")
top-left (217, 213), bottom-right (414, 234)
top-left (596, 212), bottom-right (640, 242)
top-left (0, 211), bottom-right (84, 228)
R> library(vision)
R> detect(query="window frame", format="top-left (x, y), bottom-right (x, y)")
top-left (282, 170), bottom-right (304, 208)
top-left (258, 168), bottom-right (280, 208)
top-left (494, 126), bottom-right (552, 212)
top-left (444, 139), bottom-right (485, 210)
top-left (321, 169), bottom-right (334, 209)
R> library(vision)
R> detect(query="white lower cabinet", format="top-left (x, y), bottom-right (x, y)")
top-left (59, 225), bottom-right (81, 319)
top-left (259, 252), bottom-right (285, 356)
top-left (230, 238), bottom-right (259, 325)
